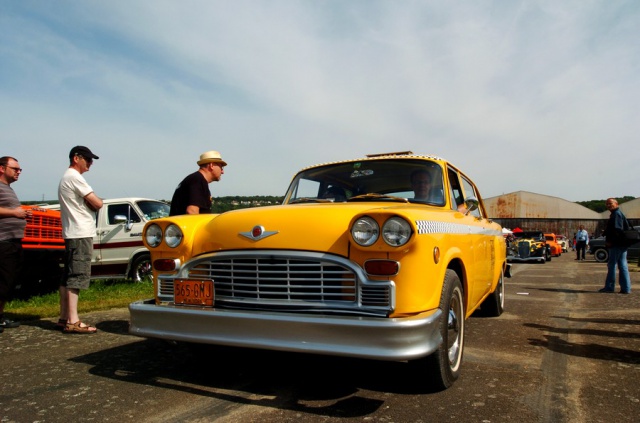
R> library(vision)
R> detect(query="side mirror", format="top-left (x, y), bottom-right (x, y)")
top-left (462, 197), bottom-right (479, 216)
top-left (113, 215), bottom-right (134, 231)
top-left (113, 215), bottom-right (128, 224)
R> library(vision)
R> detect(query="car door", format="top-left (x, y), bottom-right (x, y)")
top-left (93, 201), bottom-right (145, 276)
top-left (448, 167), bottom-right (493, 306)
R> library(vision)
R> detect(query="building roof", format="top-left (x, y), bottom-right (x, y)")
top-left (601, 197), bottom-right (640, 219)
top-left (484, 191), bottom-right (602, 219)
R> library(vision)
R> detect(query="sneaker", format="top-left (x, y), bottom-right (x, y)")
top-left (0, 318), bottom-right (20, 329)
top-left (619, 291), bottom-right (631, 294)
top-left (598, 288), bottom-right (614, 293)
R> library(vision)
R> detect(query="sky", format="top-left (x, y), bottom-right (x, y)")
top-left (1, 1), bottom-right (639, 203)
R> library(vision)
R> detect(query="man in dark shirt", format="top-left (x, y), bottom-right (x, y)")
top-left (170, 151), bottom-right (227, 216)
top-left (599, 198), bottom-right (631, 294)
top-left (0, 156), bottom-right (32, 331)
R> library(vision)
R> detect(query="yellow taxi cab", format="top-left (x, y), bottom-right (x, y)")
top-left (129, 151), bottom-right (510, 390)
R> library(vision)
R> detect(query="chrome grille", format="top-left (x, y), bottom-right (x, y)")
top-left (157, 253), bottom-right (393, 312)
top-left (190, 257), bottom-right (357, 303)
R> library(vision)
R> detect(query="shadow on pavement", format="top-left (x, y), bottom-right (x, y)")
top-left (67, 334), bottom-right (445, 418)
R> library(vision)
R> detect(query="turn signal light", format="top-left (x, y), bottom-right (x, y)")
top-left (153, 258), bottom-right (180, 271)
top-left (364, 260), bottom-right (399, 276)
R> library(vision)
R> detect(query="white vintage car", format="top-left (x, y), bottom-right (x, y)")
top-left (92, 198), bottom-right (170, 282)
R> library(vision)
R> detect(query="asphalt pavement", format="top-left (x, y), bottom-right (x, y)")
top-left (0, 253), bottom-right (638, 423)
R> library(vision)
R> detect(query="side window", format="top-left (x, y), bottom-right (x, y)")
top-left (460, 176), bottom-right (482, 218)
top-left (447, 167), bottom-right (464, 211)
top-left (107, 204), bottom-right (142, 225)
top-left (293, 178), bottom-right (322, 199)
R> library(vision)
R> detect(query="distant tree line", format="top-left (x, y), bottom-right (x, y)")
top-left (211, 196), bottom-right (285, 213)
top-left (23, 195), bottom-right (635, 214)
top-left (575, 196), bottom-right (635, 213)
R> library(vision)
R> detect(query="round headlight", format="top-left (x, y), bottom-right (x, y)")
top-left (351, 216), bottom-right (379, 246)
top-left (164, 224), bottom-right (183, 248)
top-left (382, 217), bottom-right (412, 246)
top-left (145, 224), bottom-right (162, 248)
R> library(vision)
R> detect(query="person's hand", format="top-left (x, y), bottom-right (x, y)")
top-left (14, 207), bottom-right (32, 219)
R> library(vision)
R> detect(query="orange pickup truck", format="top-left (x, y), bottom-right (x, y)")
top-left (17, 205), bottom-right (65, 297)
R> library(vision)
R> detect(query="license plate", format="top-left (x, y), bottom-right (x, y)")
top-left (174, 279), bottom-right (214, 306)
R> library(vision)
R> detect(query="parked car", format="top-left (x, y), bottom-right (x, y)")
top-left (556, 235), bottom-right (569, 252)
top-left (92, 198), bottom-right (170, 282)
top-left (44, 198), bottom-right (171, 282)
top-left (588, 227), bottom-right (640, 263)
top-left (129, 151), bottom-right (510, 390)
top-left (507, 230), bottom-right (551, 263)
top-left (16, 205), bottom-right (65, 297)
top-left (544, 233), bottom-right (562, 257)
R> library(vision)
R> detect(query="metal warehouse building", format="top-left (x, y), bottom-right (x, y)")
top-left (484, 191), bottom-right (640, 238)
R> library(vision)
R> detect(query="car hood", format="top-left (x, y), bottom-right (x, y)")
top-left (190, 202), bottom-right (434, 256)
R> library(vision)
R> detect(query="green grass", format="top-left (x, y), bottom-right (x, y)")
top-left (5, 279), bottom-right (153, 321)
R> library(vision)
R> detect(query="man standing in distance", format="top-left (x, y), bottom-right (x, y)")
top-left (0, 156), bottom-right (31, 332)
top-left (169, 150), bottom-right (226, 216)
top-left (575, 225), bottom-right (589, 261)
top-left (58, 146), bottom-right (103, 333)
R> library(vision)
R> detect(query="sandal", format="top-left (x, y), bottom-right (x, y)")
top-left (63, 321), bottom-right (97, 334)
top-left (55, 319), bottom-right (67, 330)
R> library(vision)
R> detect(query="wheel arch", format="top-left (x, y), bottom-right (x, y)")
top-left (446, 258), bottom-right (467, 308)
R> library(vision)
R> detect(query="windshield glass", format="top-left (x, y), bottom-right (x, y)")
top-left (285, 159), bottom-right (445, 205)
top-left (137, 200), bottom-right (170, 220)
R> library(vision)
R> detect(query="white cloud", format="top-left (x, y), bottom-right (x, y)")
top-left (1, 0), bottom-right (639, 203)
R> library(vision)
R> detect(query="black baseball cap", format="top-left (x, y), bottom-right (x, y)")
top-left (69, 146), bottom-right (99, 160)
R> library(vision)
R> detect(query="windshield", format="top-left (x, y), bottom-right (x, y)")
top-left (137, 200), bottom-right (170, 221)
top-left (285, 159), bottom-right (445, 206)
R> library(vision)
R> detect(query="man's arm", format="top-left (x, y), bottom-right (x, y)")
top-left (84, 192), bottom-right (103, 211)
top-left (185, 205), bottom-right (200, 214)
top-left (0, 206), bottom-right (30, 219)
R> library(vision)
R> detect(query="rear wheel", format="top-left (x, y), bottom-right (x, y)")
top-left (409, 270), bottom-right (465, 391)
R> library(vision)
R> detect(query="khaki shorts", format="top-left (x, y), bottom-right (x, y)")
top-left (61, 238), bottom-right (93, 290)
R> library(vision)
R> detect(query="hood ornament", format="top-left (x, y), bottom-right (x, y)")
top-left (239, 225), bottom-right (279, 241)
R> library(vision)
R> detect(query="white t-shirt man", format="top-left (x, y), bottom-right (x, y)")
top-left (58, 168), bottom-right (97, 239)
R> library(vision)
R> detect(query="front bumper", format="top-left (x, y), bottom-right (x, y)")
top-left (129, 300), bottom-right (443, 361)
top-left (507, 256), bottom-right (546, 263)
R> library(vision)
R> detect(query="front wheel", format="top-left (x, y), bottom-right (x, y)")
top-left (409, 270), bottom-right (465, 391)
top-left (130, 254), bottom-right (152, 283)
top-left (593, 248), bottom-right (608, 263)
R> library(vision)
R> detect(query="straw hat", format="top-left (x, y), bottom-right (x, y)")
top-left (197, 150), bottom-right (227, 167)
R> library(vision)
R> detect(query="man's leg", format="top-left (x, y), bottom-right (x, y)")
top-left (617, 248), bottom-right (631, 293)
top-left (0, 242), bottom-right (21, 329)
top-left (62, 238), bottom-right (96, 333)
top-left (59, 285), bottom-right (68, 322)
top-left (66, 287), bottom-right (80, 324)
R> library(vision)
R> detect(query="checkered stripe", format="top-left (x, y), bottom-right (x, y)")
top-left (415, 220), bottom-right (501, 236)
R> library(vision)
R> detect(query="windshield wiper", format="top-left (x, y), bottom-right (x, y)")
top-left (348, 193), bottom-right (409, 203)
top-left (289, 198), bottom-right (332, 204)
